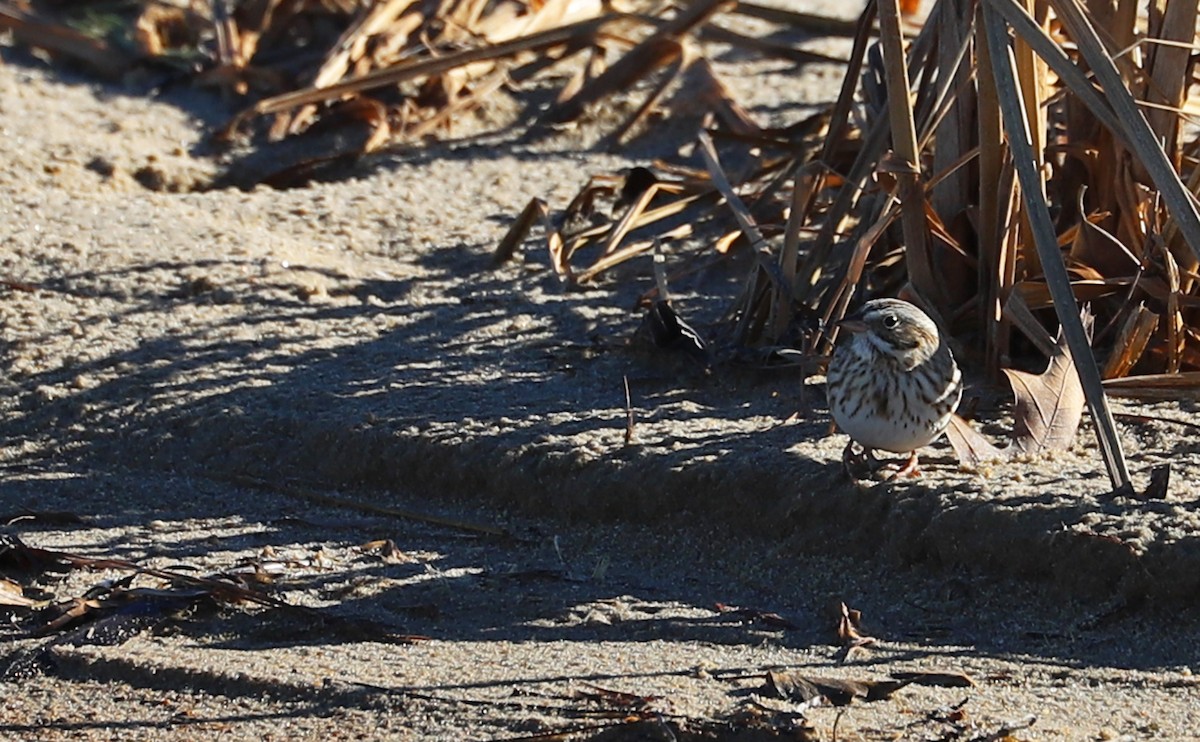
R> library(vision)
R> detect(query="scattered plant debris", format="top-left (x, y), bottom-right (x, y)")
top-left (835, 601), bottom-right (876, 659)
top-left (714, 602), bottom-right (797, 630)
top-left (0, 534), bottom-right (426, 682)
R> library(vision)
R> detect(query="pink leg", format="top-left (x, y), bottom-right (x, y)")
top-left (890, 451), bottom-right (922, 479)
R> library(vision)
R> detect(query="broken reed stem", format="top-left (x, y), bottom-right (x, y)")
top-left (876, 0), bottom-right (935, 306)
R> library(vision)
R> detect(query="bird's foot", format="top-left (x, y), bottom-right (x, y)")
top-left (883, 451), bottom-right (922, 480)
top-left (844, 445), bottom-right (921, 481)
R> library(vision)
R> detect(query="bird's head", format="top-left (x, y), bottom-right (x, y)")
top-left (837, 298), bottom-right (943, 369)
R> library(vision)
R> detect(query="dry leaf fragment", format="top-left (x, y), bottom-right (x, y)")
top-left (360, 539), bottom-right (412, 563)
top-left (714, 602), bottom-right (797, 630)
top-left (1102, 304), bottom-right (1159, 379)
top-left (34, 597), bottom-right (103, 636)
top-left (576, 683), bottom-right (661, 710)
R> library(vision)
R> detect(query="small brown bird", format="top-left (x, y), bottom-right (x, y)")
top-left (825, 299), bottom-right (962, 477)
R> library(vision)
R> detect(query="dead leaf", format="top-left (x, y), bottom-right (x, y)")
top-left (944, 413), bottom-right (1009, 467)
top-left (836, 601), bottom-right (875, 648)
top-left (767, 671), bottom-right (859, 705)
top-left (0, 578), bottom-right (37, 608)
top-left (1003, 328), bottom-right (1087, 455)
top-left (831, 601), bottom-right (877, 662)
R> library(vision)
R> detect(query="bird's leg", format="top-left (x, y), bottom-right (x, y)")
top-left (888, 451), bottom-right (922, 479)
top-left (842, 440), bottom-right (865, 478)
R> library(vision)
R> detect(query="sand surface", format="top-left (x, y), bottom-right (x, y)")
top-left (2, 30), bottom-right (1200, 742)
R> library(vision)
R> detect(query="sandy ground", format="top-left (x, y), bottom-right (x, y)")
top-left (2, 26), bottom-right (1200, 742)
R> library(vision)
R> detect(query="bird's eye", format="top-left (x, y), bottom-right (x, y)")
top-left (882, 314), bottom-right (900, 329)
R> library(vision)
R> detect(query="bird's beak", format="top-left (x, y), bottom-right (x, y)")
top-left (836, 317), bottom-right (868, 333)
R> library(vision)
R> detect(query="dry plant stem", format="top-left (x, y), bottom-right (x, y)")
top-left (924, 2), bottom-right (977, 308)
top-left (1102, 304), bottom-right (1159, 378)
top-left (308, 0), bottom-right (420, 94)
top-left (210, 0), bottom-right (238, 69)
top-left (564, 191), bottom-right (709, 262)
top-left (1168, 160), bottom-right (1200, 295)
top-left (974, 1), bottom-right (1006, 374)
top-left (576, 232), bottom-right (689, 284)
top-left (823, 197), bottom-right (900, 343)
top-left (1160, 239), bottom-right (1185, 373)
top-left (407, 69), bottom-right (510, 140)
top-left (697, 132), bottom-right (773, 256)
top-left (1011, 0), bottom-right (1046, 276)
top-left (224, 473), bottom-right (511, 537)
top-left (606, 40), bottom-right (691, 146)
top-left (698, 131), bottom-right (793, 341)
top-left (623, 375), bottom-right (636, 446)
top-left (982, 5), bottom-right (1131, 491)
top-left (920, 1), bottom-right (976, 150)
top-left (494, 197), bottom-right (547, 265)
top-left (877, 0), bottom-right (935, 305)
top-left (1003, 291), bottom-right (1058, 357)
top-left (781, 162), bottom-right (820, 289)
top-left (234, 14), bottom-right (632, 125)
top-left (912, 15), bottom-right (979, 151)
top-left (600, 183), bottom-right (668, 258)
top-left (546, 0), bottom-right (733, 124)
top-left (1103, 372), bottom-right (1200, 401)
top-left (22, 545), bottom-right (292, 611)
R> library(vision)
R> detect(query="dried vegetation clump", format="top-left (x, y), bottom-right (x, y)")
top-left (3, 0), bottom-right (1200, 486)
